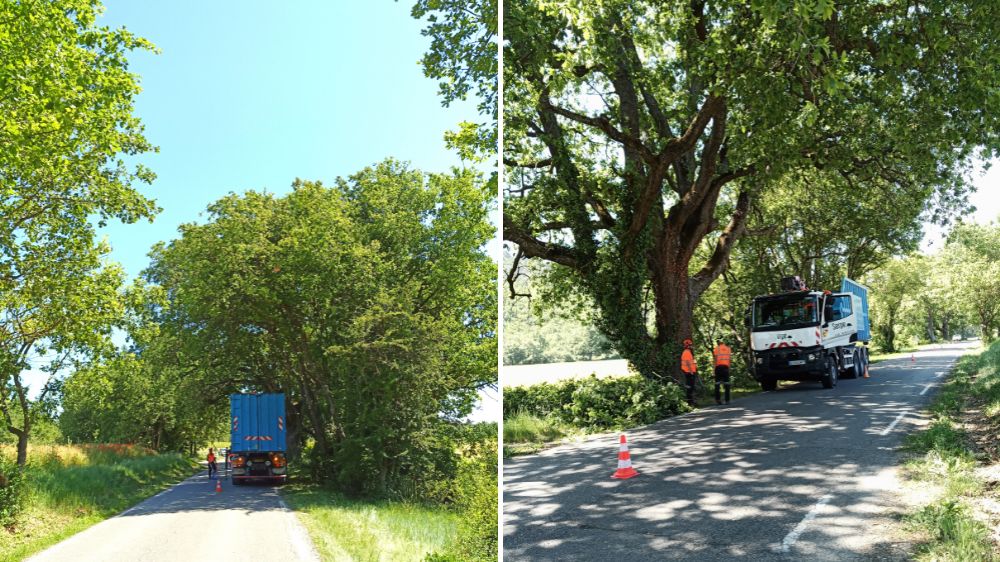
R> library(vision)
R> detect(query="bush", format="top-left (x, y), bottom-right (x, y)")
top-left (0, 455), bottom-right (26, 529)
top-left (504, 375), bottom-right (688, 431)
top-left (426, 436), bottom-right (497, 562)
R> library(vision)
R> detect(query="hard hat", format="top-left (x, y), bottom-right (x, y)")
top-left (683, 338), bottom-right (693, 347)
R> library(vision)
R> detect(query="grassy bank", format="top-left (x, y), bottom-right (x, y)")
top-left (0, 444), bottom-right (198, 562)
top-left (899, 340), bottom-right (1000, 561)
top-left (282, 484), bottom-right (459, 561)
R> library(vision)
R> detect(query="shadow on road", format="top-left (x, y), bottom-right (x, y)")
top-left (118, 472), bottom-right (287, 517)
top-left (503, 351), bottom-right (963, 561)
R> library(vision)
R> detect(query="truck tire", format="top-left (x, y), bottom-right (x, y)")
top-left (843, 350), bottom-right (859, 379)
top-left (761, 378), bottom-right (778, 391)
top-left (822, 359), bottom-right (838, 389)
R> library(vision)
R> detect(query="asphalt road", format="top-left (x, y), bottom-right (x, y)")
top-left (504, 342), bottom-right (978, 561)
top-left (27, 468), bottom-right (318, 562)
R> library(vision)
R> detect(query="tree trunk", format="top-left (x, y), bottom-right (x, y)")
top-left (15, 429), bottom-right (28, 467)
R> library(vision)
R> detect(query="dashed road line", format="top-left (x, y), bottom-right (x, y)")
top-left (920, 383), bottom-right (934, 396)
top-left (780, 494), bottom-right (834, 553)
top-left (881, 411), bottom-right (909, 436)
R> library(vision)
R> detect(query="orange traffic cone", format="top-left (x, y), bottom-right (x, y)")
top-left (611, 434), bottom-right (639, 479)
top-left (215, 478), bottom-right (222, 493)
top-left (863, 365), bottom-right (870, 378)
top-left (911, 354), bottom-right (916, 364)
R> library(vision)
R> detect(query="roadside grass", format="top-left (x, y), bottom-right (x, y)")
top-left (0, 444), bottom-right (198, 562)
top-left (281, 483), bottom-right (459, 562)
top-left (899, 339), bottom-right (1000, 561)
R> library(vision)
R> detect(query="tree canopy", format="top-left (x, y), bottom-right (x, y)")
top-left (0, 0), bottom-right (158, 465)
top-left (503, 0), bottom-right (1000, 381)
top-left (61, 161), bottom-right (497, 495)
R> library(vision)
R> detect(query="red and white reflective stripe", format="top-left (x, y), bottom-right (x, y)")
top-left (244, 436), bottom-right (273, 441)
top-left (278, 416), bottom-right (284, 431)
top-left (618, 442), bottom-right (633, 469)
top-left (232, 416), bottom-right (239, 431)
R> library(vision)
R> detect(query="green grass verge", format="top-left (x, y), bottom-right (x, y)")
top-left (281, 483), bottom-right (459, 562)
top-left (899, 340), bottom-right (1000, 561)
top-left (0, 444), bottom-right (198, 562)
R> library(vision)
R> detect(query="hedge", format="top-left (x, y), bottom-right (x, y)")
top-left (503, 374), bottom-right (688, 430)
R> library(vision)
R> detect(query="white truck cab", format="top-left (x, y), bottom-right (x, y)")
top-left (748, 277), bottom-right (870, 390)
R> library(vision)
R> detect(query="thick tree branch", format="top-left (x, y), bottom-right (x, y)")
top-left (503, 214), bottom-right (580, 269)
top-left (689, 190), bottom-right (752, 299)
top-left (543, 100), bottom-right (657, 164)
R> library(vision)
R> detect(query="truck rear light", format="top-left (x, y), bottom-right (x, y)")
top-left (233, 456), bottom-right (246, 467)
top-left (270, 453), bottom-right (285, 468)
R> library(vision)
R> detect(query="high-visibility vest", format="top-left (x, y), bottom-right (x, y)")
top-left (713, 344), bottom-right (732, 367)
top-left (681, 348), bottom-right (697, 373)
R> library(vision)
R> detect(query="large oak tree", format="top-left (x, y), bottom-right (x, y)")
top-left (503, 0), bottom-right (1000, 381)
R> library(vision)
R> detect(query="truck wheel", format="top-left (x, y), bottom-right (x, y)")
top-left (761, 379), bottom-right (778, 391)
top-left (822, 359), bottom-right (838, 389)
top-left (843, 350), bottom-right (859, 379)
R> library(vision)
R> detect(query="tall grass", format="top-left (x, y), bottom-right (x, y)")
top-left (282, 484), bottom-right (459, 562)
top-left (503, 411), bottom-right (567, 444)
top-left (0, 444), bottom-right (197, 562)
top-left (901, 340), bottom-right (1000, 561)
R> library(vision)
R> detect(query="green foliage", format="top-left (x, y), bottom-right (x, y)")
top-left (126, 160), bottom-right (495, 498)
top-left (0, 0), bottom-right (159, 465)
top-left (504, 375), bottom-right (688, 431)
top-left (445, 436), bottom-right (498, 562)
top-left (502, 380), bottom-right (577, 420)
top-left (0, 456), bottom-right (25, 529)
top-left (503, 0), bottom-right (1000, 381)
top-left (411, 0), bottom-right (498, 159)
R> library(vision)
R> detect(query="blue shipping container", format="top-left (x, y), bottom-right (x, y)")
top-left (230, 393), bottom-right (287, 452)
top-left (840, 277), bottom-right (871, 343)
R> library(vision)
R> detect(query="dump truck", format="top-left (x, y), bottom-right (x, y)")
top-left (747, 276), bottom-right (871, 390)
top-left (229, 392), bottom-right (288, 485)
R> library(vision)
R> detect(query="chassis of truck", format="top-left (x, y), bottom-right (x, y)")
top-left (229, 392), bottom-right (288, 485)
top-left (748, 277), bottom-right (871, 391)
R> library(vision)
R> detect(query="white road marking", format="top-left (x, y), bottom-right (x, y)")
top-left (920, 383), bottom-right (933, 396)
top-left (781, 494), bottom-right (834, 553)
top-left (935, 371), bottom-right (944, 377)
top-left (881, 411), bottom-right (908, 436)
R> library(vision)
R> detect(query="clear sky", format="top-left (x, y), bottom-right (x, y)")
top-left (96, 0), bottom-right (482, 280)
top-left (24, 2), bottom-right (501, 422)
top-left (921, 158), bottom-right (1000, 251)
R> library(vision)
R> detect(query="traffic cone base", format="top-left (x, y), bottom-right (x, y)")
top-left (612, 466), bottom-right (639, 479)
top-left (611, 434), bottom-right (640, 479)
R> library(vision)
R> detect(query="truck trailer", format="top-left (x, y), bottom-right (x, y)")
top-left (229, 392), bottom-right (288, 485)
top-left (748, 276), bottom-right (871, 391)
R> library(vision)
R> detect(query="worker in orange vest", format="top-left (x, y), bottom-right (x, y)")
top-left (681, 338), bottom-right (698, 406)
top-left (713, 339), bottom-right (733, 405)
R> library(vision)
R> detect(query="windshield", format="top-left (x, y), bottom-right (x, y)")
top-left (752, 295), bottom-right (819, 330)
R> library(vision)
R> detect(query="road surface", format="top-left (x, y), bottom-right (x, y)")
top-left (504, 342), bottom-right (977, 561)
top-left (28, 469), bottom-right (318, 562)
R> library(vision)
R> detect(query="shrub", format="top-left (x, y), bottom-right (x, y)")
top-left (566, 375), bottom-right (687, 429)
top-left (0, 455), bottom-right (27, 529)
top-left (504, 375), bottom-right (688, 431)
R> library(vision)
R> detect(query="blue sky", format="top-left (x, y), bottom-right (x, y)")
top-left (24, 2), bottom-right (501, 421)
top-left (97, 0), bottom-right (484, 280)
